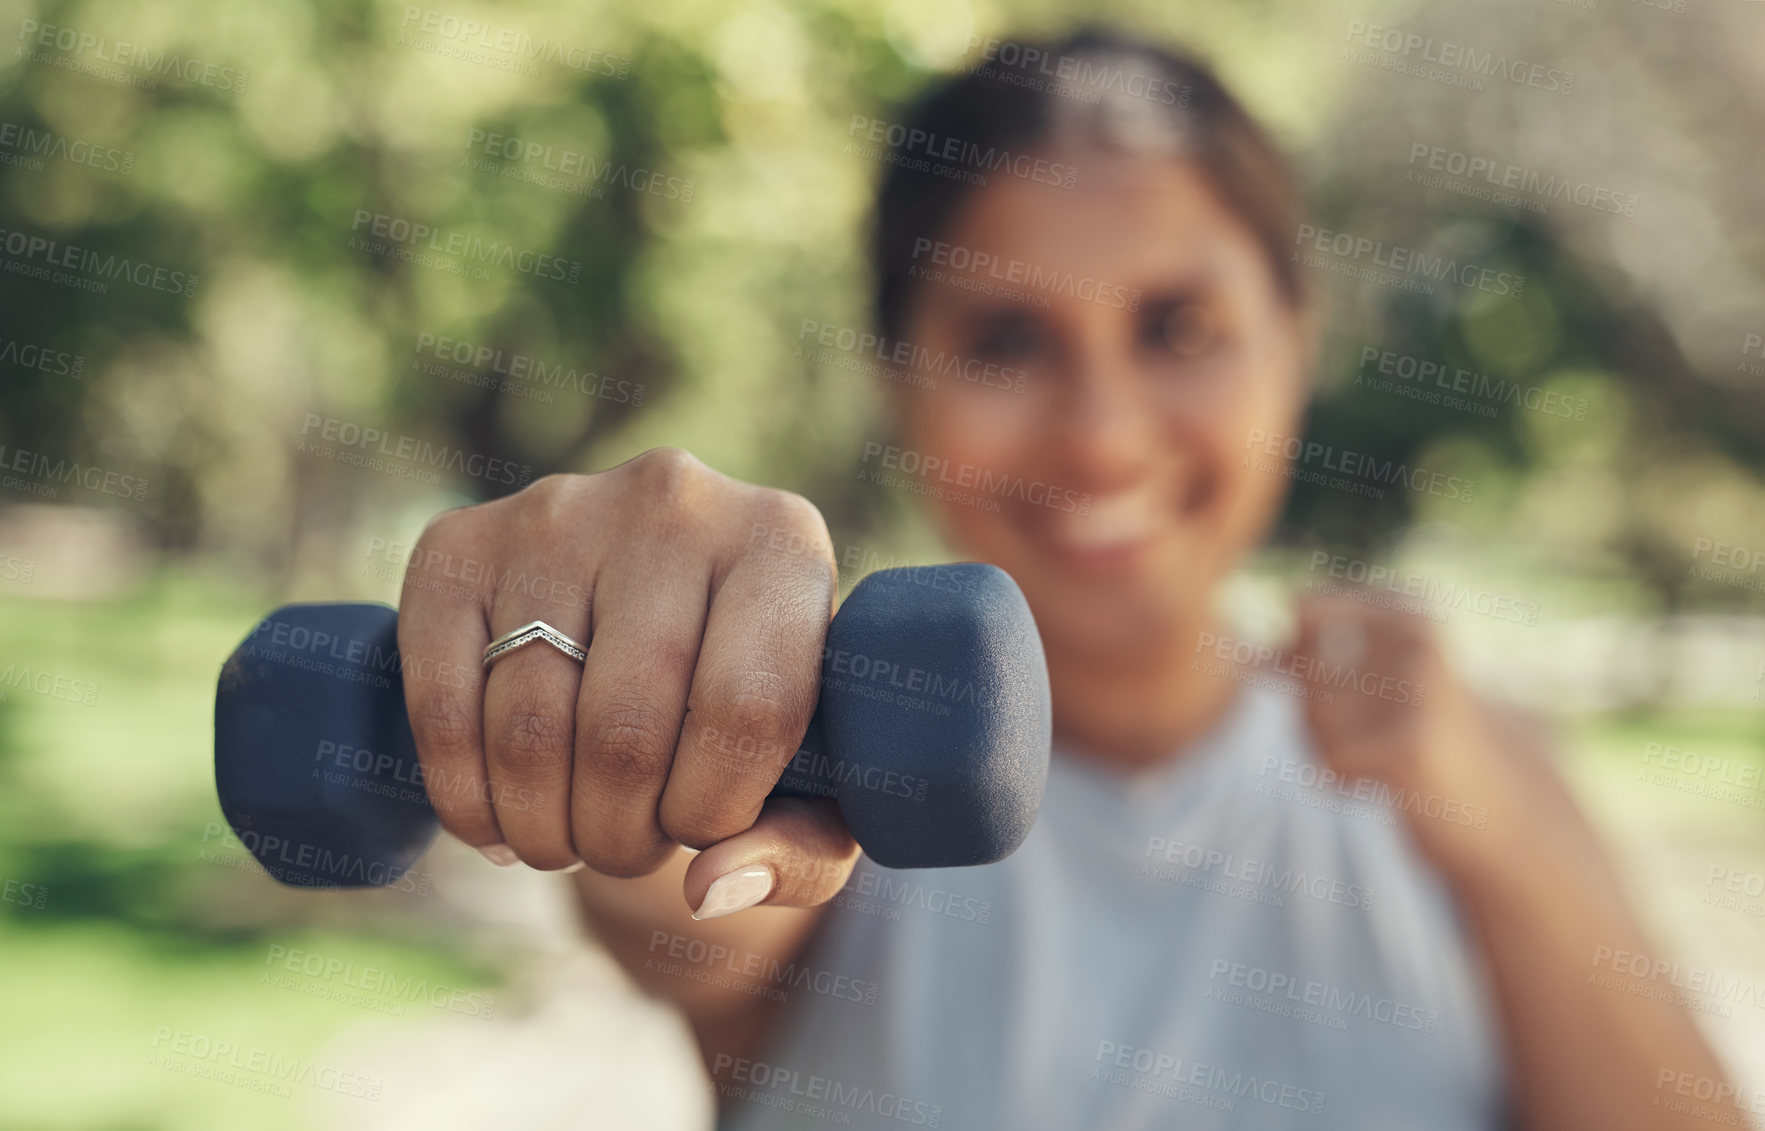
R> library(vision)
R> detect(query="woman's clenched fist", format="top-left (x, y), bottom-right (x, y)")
top-left (395, 448), bottom-right (860, 917)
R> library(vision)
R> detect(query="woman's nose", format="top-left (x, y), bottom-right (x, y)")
top-left (1049, 344), bottom-right (1162, 486)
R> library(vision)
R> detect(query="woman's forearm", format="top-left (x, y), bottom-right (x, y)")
top-left (1445, 768), bottom-right (1735, 1131)
top-left (1292, 603), bottom-right (1745, 1129)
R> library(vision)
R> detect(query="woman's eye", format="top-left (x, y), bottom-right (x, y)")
top-left (1143, 299), bottom-right (1220, 359)
top-left (968, 314), bottom-right (1046, 362)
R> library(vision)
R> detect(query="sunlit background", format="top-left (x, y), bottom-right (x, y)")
top-left (2, 0), bottom-right (1763, 1125)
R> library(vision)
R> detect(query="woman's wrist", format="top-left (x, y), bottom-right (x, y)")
top-left (1408, 718), bottom-right (1585, 907)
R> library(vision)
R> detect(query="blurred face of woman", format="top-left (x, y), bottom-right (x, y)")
top-left (895, 146), bottom-right (1310, 664)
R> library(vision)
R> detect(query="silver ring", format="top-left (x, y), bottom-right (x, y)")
top-left (482, 620), bottom-right (588, 668)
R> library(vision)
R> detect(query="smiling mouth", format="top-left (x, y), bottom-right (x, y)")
top-left (1040, 482), bottom-right (1166, 556)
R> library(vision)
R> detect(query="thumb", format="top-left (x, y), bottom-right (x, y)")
top-left (684, 796), bottom-right (859, 920)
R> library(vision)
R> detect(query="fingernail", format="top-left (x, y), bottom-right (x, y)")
top-left (477, 843), bottom-right (520, 867)
top-left (692, 865), bottom-right (774, 921)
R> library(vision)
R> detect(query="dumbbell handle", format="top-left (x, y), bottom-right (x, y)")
top-left (214, 564), bottom-right (1051, 888)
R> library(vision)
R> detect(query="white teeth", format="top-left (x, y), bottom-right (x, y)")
top-left (1051, 484), bottom-right (1162, 549)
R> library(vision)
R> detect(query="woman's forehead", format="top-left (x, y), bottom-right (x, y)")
top-left (928, 156), bottom-right (1269, 299)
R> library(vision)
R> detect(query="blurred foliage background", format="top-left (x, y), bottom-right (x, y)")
top-left (1, 0), bottom-right (1762, 1126)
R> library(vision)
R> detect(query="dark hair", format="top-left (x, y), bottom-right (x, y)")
top-left (870, 30), bottom-right (1306, 342)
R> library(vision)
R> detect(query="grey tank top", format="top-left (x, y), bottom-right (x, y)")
top-left (717, 681), bottom-right (1509, 1130)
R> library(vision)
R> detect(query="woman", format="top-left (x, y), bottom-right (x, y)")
top-left (395, 30), bottom-right (1734, 1130)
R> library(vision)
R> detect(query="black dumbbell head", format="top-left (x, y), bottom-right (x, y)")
top-left (214, 603), bottom-right (437, 888)
top-left (814, 563), bottom-right (1051, 869)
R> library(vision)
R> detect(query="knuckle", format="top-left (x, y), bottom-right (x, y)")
top-left (574, 834), bottom-right (670, 879)
top-left (748, 489), bottom-right (836, 576)
top-left (514, 473), bottom-right (597, 528)
top-left (657, 806), bottom-right (732, 851)
top-left (506, 840), bottom-right (578, 872)
top-left (756, 487), bottom-right (828, 534)
top-left (411, 693), bottom-right (478, 759)
top-left (404, 507), bottom-right (488, 602)
top-left (418, 502), bottom-right (479, 547)
top-left (628, 447), bottom-right (710, 509)
top-left (656, 780), bottom-right (762, 848)
top-left (433, 806), bottom-right (499, 845)
top-left (493, 700), bottom-right (573, 778)
top-left (707, 684), bottom-right (803, 758)
top-left (633, 445), bottom-right (705, 482)
top-left (604, 448), bottom-right (722, 543)
top-left (695, 716), bottom-right (796, 776)
top-left (519, 471), bottom-right (581, 505)
top-left (580, 697), bottom-right (676, 792)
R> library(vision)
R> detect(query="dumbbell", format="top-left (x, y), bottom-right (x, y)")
top-left (214, 563), bottom-right (1051, 889)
